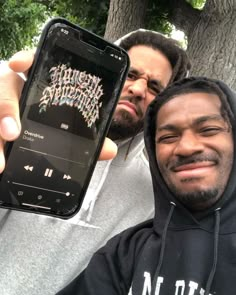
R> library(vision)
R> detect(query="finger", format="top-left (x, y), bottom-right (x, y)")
top-left (0, 63), bottom-right (22, 141)
top-left (99, 137), bottom-right (117, 161)
top-left (0, 139), bottom-right (6, 173)
top-left (8, 49), bottom-right (35, 76)
top-left (1, 50), bottom-right (35, 140)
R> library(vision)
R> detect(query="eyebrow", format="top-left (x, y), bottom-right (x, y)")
top-left (129, 67), bottom-right (165, 90)
top-left (157, 114), bottom-right (225, 132)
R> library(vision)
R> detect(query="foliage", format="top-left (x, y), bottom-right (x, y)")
top-left (0, 0), bottom-right (48, 60)
top-left (146, 0), bottom-right (206, 36)
top-left (48, 0), bottom-right (179, 36)
top-left (44, 0), bottom-right (206, 37)
top-left (186, 0), bottom-right (206, 9)
top-left (145, 1), bottom-right (173, 36)
top-left (0, 0), bottom-right (207, 59)
top-left (36, 0), bottom-right (109, 37)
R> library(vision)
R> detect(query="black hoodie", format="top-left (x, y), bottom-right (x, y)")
top-left (57, 77), bottom-right (236, 295)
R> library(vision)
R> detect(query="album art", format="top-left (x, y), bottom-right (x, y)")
top-left (27, 44), bottom-right (117, 140)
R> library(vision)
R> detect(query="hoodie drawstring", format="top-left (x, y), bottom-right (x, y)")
top-left (205, 208), bottom-right (221, 295)
top-left (151, 205), bottom-right (220, 295)
top-left (151, 202), bottom-right (176, 295)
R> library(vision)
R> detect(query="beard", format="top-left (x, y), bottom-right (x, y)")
top-left (108, 109), bottom-right (143, 140)
top-left (159, 153), bottom-right (231, 211)
top-left (169, 185), bottom-right (219, 211)
top-left (107, 96), bottom-right (144, 141)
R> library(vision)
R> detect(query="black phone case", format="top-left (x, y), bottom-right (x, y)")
top-left (1, 18), bottom-right (130, 219)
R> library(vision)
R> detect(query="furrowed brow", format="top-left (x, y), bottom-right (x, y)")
top-left (129, 67), bottom-right (142, 75)
top-left (129, 67), bottom-right (165, 90)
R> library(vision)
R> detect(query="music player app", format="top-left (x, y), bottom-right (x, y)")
top-left (0, 23), bottom-right (128, 218)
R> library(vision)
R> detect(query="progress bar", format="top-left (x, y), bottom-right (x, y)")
top-left (19, 146), bottom-right (85, 166)
top-left (12, 181), bottom-right (70, 196)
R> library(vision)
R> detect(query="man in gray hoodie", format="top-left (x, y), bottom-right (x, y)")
top-left (0, 29), bottom-right (190, 294)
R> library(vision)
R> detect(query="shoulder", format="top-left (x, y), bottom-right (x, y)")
top-left (62, 220), bottom-right (155, 294)
top-left (98, 219), bottom-right (154, 260)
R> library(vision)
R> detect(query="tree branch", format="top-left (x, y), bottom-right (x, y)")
top-left (165, 0), bottom-right (201, 36)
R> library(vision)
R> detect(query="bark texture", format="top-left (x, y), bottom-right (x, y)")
top-left (104, 0), bottom-right (236, 88)
top-left (169, 0), bottom-right (236, 88)
top-left (104, 0), bottom-right (148, 42)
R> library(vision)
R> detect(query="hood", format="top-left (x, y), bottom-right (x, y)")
top-left (144, 76), bottom-right (236, 234)
top-left (112, 28), bottom-right (191, 160)
top-left (114, 28), bottom-right (165, 46)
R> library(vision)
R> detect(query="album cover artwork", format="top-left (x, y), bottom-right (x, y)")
top-left (27, 44), bottom-right (117, 140)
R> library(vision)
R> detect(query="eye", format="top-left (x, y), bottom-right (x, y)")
top-left (127, 71), bottom-right (138, 81)
top-left (147, 80), bottom-right (163, 96)
top-left (156, 134), bottom-right (179, 144)
top-left (148, 86), bottom-right (161, 96)
top-left (199, 126), bottom-right (224, 136)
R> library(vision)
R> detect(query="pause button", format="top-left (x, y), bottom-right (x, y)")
top-left (44, 168), bottom-right (53, 177)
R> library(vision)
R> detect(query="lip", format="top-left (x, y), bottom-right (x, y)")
top-left (173, 162), bottom-right (216, 178)
top-left (118, 101), bottom-right (138, 116)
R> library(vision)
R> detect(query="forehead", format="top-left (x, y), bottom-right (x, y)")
top-left (127, 45), bottom-right (172, 88)
top-left (156, 92), bottom-right (223, 127)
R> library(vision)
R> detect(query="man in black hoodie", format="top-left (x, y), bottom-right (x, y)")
top-left (57, 77), bottom-right (236, 295)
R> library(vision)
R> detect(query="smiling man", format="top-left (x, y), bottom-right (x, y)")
top-left (155, 91), bottom-right (233, 211)
top-left (58, 77), bottom-right (236, 295)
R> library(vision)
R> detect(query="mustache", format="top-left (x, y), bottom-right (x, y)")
top-left (168, 154), bottom-right (219, 171)
top-left (119, 96), bottom-right (144, 118)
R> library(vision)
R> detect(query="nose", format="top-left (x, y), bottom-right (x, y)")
top-left (128, 78), bottom-right (147, 100)
top-left (173, 131), bottom-right (204, 157)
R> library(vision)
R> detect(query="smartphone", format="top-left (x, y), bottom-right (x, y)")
top-left (0, 18), bottom-right (129, 219)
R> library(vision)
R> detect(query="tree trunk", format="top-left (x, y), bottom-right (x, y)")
top-left (104, 0), bottom-right (149, 42)
top-left (168, 0), bottom-right (236, 89)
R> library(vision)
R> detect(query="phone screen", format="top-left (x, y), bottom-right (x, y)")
top-left (0, 20), bottom-right (129, 218)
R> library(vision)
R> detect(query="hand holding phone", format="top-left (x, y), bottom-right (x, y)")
top-left (5, 51), bottom-right (118, 162)
top-left (0, 18), bottom-right (129, 218)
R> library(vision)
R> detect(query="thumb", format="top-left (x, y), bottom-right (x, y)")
top-left (8, 50), bottom-right (35, 75)
top-left (99, 137), bottom-right (117, 160)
